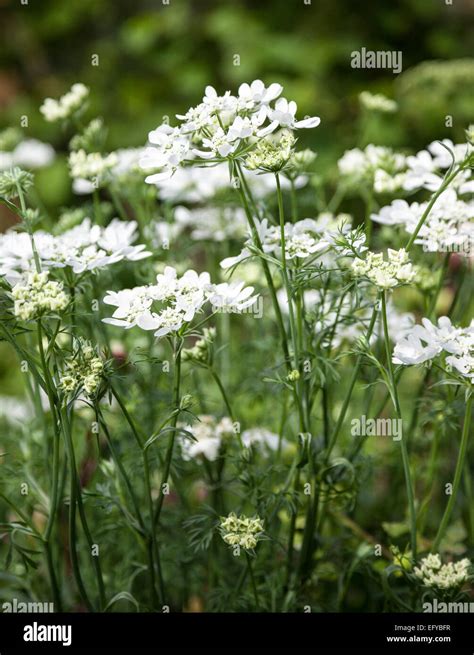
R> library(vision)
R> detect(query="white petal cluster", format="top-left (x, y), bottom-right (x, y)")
top-left (0, 218), bottom-right (150, 283)
top-left (279, 289), bottom-right (415, 348)
top-left (173, 205), bottom-right (247, 242)
top-left (414, 554), bottom-right (471, 590)
top-left (219, 512), bottom-right (264, 551)
top-left (140, 80), bottom-right (320, 182)
top-left (220, 214), bottom-right (350, 270)
top-left (351, 248), bottom-right (416, 289)
top-left (403, 139), bottom-right (473, 193)
top-left (0, 139), bottom-right (55, 171)
top-left (338, 145), bottom-right (406, 189)
top-left (103, 266), bottom-right (258, 338)
top-left (359, 91), bottom-right (397, 113)
top-left (241, 427), bottom-right (281, 451)
top-left (69, 149), bottom-right (118, 188)
top-left (393, 316), bottom-right (474, 379)
top-left (11, 271), bottom-right (69, 320)
top-left (371, 189), bottom-right (474, 255)
top-left (180, 414), bottom-right (234, 462)
top-left (72, 147), bottom-right (150, 195)
top-left (40, 83), bottom-right (89, 122)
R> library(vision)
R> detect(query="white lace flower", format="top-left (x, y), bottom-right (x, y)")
top-left (180, 415), bottom-right (233, 462)
top-left (40, 83), bottom-right (89, 122)
top-left (414, 555), bottom-right (471, 590)
top-left (0, 218), bottom-right (150, 282)
top-left (393, 316), bottom-right (474, 374)
top-left (103, 266), bottom-right (257, 338)
top-left (258, 98), bottom-right (320, 136)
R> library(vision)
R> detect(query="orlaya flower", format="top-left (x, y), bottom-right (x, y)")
top-left (258, 98), bottom-right (320, 136)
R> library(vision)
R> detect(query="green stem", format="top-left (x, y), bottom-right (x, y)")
top-left (381, 291), bottom-right (417, 558)
top-left (432, 393), bottom-right (472, 551)
top-left (405, 166), bottom-right (464, 252)
top-left (60, 407), bottom-right (95, 611)
top-left (245, 552), bottom-right (260, 610)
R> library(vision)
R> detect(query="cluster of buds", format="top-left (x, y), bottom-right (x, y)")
top-left (219, 512), bottom-right (264, 552)
top-left (59, 340), bottom-right (104, 397)
top-left (245, 129), bottom-right (296, 173)
top-left (181, 327), bottom-right (216, 366)
top-left (40, 83), bottom-right (89, 123)
top-left (351, 248), bottom-right (415, 289)
top-left (11, 271), bottom-right (69, 321)
top-left (413, 554), bottom-right (471, 591)
top-left (68, 149), bottom-right (117, 186)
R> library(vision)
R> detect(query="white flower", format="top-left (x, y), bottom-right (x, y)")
top-left (11, 271), bottom-right (69, 320)
top-left (414, 555), bottom-right (471, 590)
top-left (220, 216), bottom-right (333, 270)
top-left (237, 80), bottom-right (283, 107)
top-left (241, 428), bottom-right (281, 451)
top-left (393, 316), bottom-right (474, 375)
top-left (40, 83), bottom-right (89, 122)
top-left (359, 91), bottom-right (397, 113)
top-left (69, 150), bottom-right (118, 187)
top-left (207, 281), bottom-right (258, 312)
top-left (141, 80), bottom-right (320, 182)
top-left (140, 125), bottom-right (191, 182)
top-left (351, 249), bottom-right (415, 289)
top-left (103, 266), bottom-right (256, 338)
top-left (0, 218), bottom-right (150, 282)
top-left (180, 415), bottom-right (233, 462)
top-left (258, 98), bottom-right (320, 136)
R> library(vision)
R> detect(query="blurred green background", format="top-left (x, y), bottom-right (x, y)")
top-left (0, 0), bottom-right (473, 206)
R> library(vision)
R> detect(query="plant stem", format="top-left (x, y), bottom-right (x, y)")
top-left (405, 166), bottom-right (464, 252)
top-left (432, 393), bottom-right (472, 551)
top-left (381, 291), bottom-right (417, 558)
top-left (245, 552), bottom-right (260, 610)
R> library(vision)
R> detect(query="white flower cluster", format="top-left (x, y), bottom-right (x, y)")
top-left (0, 218), bottom-right (150, 284)
top-left (69, 149), bottom-right (118, 189)
top-left (338, 145), bottom-right (406, 192)
top-left (338, 138), bottom-right (472, 195)
top-left (103, 266), bottom-right (258, 338)
top-left (0, 139), bottom-right (55, 171)
top-left (351, 248), bottom-right (415, 289)
top-left (219, 512), bottom-right (264, 551)
top-left (279, 289), bottom-right (415, 347)
top-left (371, 189), bottom-right (474, 255)
top-left (11, 271), bottom-right (69, 321)
top-left (403, 139), bottom-right (473, 193)
top-left (59, 341), bottom-right (104, 397)
top-left (140, 79), bottom-right (320, 182)
top-left (71, 147), bottom-right (147, 195)
top-left (173, 205), bottom-right (247, 242)
top-left (40, 83), bottom-right (89, 122)
top-left (220, 214), bottom-right (352, 270)
top-left (414, 554), bottom-right (471, 590)
top-left (180, 415), bottom-right (234, 462)
top-left (241, 427), bottom-right (281, 451)
top-left (150, 161), bottom-right (306, 203)
top-left (393, 316), bottom-right (474, 379)
top-left (359, 91), bottom-right (397, 113)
